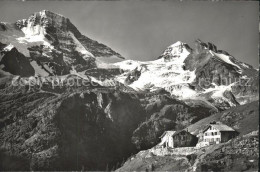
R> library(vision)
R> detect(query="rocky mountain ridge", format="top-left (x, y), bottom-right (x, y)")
top-left (0, 10), bottom-right (124, 76)
top-left (112, 39), bottom-right (258, 108)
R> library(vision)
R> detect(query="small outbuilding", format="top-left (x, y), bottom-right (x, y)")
top-left (159, 129), bottom-right (198, 148)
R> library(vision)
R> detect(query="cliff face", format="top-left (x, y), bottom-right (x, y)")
top-left (0, 77), bottom-right (145, 170)
top-left (184, 39), bottom-right (259, 105)
top-left (0, 45), bottom-right (35, 77)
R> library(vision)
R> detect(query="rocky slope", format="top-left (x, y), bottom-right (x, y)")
top-left (0, 75), bottom-right (145, 170)
top-left (0, 10), bottom-right (124, 76)
top-left (186, 100), bottom-right (259, 136)
top-left (196, 133), bottom-right (258, 171)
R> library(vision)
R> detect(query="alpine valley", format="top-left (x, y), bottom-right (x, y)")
top-left (0, 10), bottom-right (258, 171)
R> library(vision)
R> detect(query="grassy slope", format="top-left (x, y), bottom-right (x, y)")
top-left (187, 101), bottom-right (259, 135)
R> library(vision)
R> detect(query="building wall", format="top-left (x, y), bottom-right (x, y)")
top-left (172, 132), bottom-right (197, 147)
top-left (168, 136), bottom-right (174, 148)
top-left (160, 135), bottom-right (168, 146)
top-left (160, 133), bottom-right (174, 148)
top-left (203, 126), bottom-right (221, 144)
top-left (221, 131), bottom-right (237, 143)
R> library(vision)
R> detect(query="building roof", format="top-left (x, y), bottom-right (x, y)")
top-left (159, 131), bottom-right (176, 138)
top-left (172, 130), bottom-right (185, 136)
top-left (160, 129), bottom-right (196, 138)
top-left (203, 124), bottom-right (235, 132)
top-left (172, 129), bottom-right (195, 137)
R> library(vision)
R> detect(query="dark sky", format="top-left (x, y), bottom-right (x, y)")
top-left (0, 1), bottom-right (258, 67)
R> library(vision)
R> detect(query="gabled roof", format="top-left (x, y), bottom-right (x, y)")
top-left (203, 124), bottom-right (235, 133)
top-left (160, 131), bottom-right (176, 138)
top-left (160, 129), bottom-right (195, 138)
top-left (172, 129), bottom-right (195, 137)
top-left (172, 130), bottom-right (185, 136)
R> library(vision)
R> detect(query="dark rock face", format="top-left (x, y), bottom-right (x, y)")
top-left (0, 47), bottom-right (35, 77)
top-left (184, 40), bottom-right (241, 91)
top-left (124, 67), bottom-right (142, 85)
top-left (231, 74), bottom-right (259, 104)
top-left (0, 23), bottom-right (7, 31)
top-left (27, 45), bottom-right (72, 75)
top-left (85, 68), bottom-right (123, 81)
top-left (0, 79), bottom-right (145, 171)
top-left (192, 58), bottom-right (240, 90)
top-left (182, 39), bottom-right (258, 105)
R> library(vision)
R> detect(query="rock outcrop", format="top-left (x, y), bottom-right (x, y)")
top-left (0, 44), bottom-right (35, 76)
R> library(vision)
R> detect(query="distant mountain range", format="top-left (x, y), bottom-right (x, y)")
top-left (0, 10), bottom-right (258, 171)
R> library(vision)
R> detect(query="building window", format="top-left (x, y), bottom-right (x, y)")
top-left (205, 133), bottom-right (207, 136)
top-left (215, 132), bottom-right (217, 135)
top-left (212, 132), bottom-right (214, 135)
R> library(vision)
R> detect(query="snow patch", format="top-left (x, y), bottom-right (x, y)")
top-left (68, 31), bottom-right (94, 59)
top-left (3, 44), bottom-right (14, 51)
top-left (114, 60), bottom-right (141, 71)
top-left (202, 83), bottom-right (237, 106)
top-left (17, 24), bottom-right (53, 48)
top-left (211, 51), bottom-right (241, 70)
top-left (203, 83), bottom-right (234, 98)
top-left (30, 61), bottom-right (49, 76)
top-left (241, 63), bottom-right (250, 68)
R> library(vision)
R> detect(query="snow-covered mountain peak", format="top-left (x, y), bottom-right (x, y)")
top-left (159, 41), bottom-right (191, 64)
top-left (113, 39), bottom-right (258, 106)
top-left (169, 41), bottom-right (185, 47)
top-left (0, 10), bottom-right (124, 76)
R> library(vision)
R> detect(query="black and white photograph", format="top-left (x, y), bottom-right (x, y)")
top-left (0, 0), bottom-right (259, 171)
